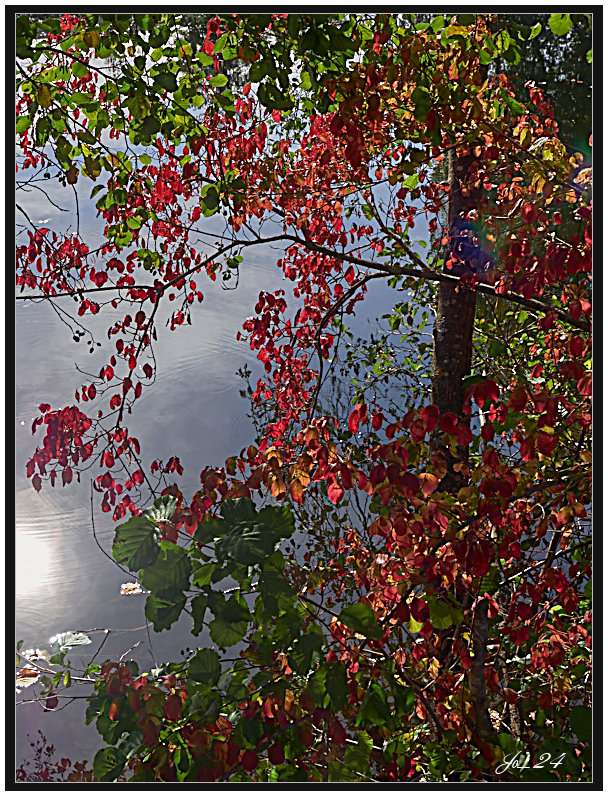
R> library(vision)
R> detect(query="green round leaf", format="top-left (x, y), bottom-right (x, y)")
top-left (209, 616), bottom-right (248, 647)
top-left (139, 542), bottom-right (191, 594)
top-left (145, 589), bottom-right (186, 631)
top-left (215, 521), bottom-right (278, 565)
top-left (93, 747), bottom-right (127, 782)
top-left (188, 648), bottom-right (221, 684)
top-left (548, 14), bottom-right (573, 36)
top-left (113, 517), bottom-right (160, 570)
top-left (338, 602), bottom-right (383, 640)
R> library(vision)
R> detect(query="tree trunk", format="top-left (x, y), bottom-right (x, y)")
top-left (431, 150), bottom-right (480, 493)
top-left (430, 148), bottom-right (499, 745)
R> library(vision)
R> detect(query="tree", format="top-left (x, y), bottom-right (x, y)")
top-left (15, 12), bottom-right (592, 783)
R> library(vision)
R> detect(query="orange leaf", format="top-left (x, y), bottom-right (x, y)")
top-left (418, 472), bottom-right (439, 496)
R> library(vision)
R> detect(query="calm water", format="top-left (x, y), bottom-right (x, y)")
top-left (15, 191), bottom-right (411, 771)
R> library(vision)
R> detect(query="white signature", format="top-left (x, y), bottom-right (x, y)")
top-left (496, 751), bottom-right (567, 775)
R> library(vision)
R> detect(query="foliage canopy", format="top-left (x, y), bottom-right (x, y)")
top-left (15, 11), bottom-right (592, 784)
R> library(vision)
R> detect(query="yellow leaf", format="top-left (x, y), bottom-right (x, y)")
top-left (429, 657), bottom-right (441, 680)
top-left (444, 25), bottom-right (469, 37)
top-left (37, 85), bottom-right (53, 109)
top-left (83, 30), bottom-right (100, 49)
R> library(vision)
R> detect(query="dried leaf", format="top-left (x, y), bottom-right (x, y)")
top-left (120, 582), bottom-right (146, 595)
top-left (16, 667), bottom-right (40, 692)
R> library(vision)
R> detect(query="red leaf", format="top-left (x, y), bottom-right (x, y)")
top-left (369, 464), bottom-right (386, 488)
top-left (459, 648), bottom-right (473, 671)
top-left (142, 718), bottom-right (159, 747)
top-left (509, 386), bottom-right (528, 412)
top-left (347, 403), bottom-right (367, 434)
top-left (521, 203), bottom-right (538, 224)
top-left (371, 411), bottom-right (384, 431)
top-left (577, 372), bottom-right (592, 396)
top-left (62, 467), bottom-right (73, 486)
top-left (439, 412), bottom-right (458, 434)
top-left (399, 472), bottom-right (419, 498)
top-left (481, 423), bottom-right (494, 442)
top-left (45, 693), bottom-right (58, 710)
top-left (268, 744), bottom-right (285, 765)
top-left (327, 481), bottom-right (344, 504)
top-left (519, 436), bottom-right (535, 462)
top-left (241, 750), bottom-right (258, 772)
top-left (192, 205), bottom-right (201, 222)
top-left (289, 478), bottom-right (305, 505)
top-left (421, 404), bottom-right (439, 433)
top-left (456, 424), bottom-right (473, 447)
top-left (163, 693), bottom-right (183, 722)
top-left (536, 432), bottom-right (556, 456)
top-left (329, 719), bottom-right (347, 744)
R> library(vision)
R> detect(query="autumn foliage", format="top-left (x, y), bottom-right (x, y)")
top-left (15, 12), bottom-right (591, 783)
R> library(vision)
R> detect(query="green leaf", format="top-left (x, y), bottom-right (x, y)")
top-left (202, 185), bottom-right (219, 212)
top-left (548, 14), bottom-right (572, 36)
top-left (344, 730), bottom-right (373, 776)
top-left (191, 594), bottom-right (208, 636)
top-left (569, 705), bottom-right (591, 743)
top-left (411, 86), bottom-right (431, 123)
top-left (215, 521), bottom-right (278, 565)
top-left (429, 599), bottom-right (457, 629)
top-left (194, 517), bottom-right (229, 545)
top-left (192, 560), bottom-right (216, 587)
top-left (249, 60), bottom-right (267, 83)
top-left (431, 15), bottom-right (445, 33)
top-left (72, 61), bottom-right (89, 79)
top-left (586, 49), bottom-right (592, 64)
top-left (16, 116), bottom-right (31, 134)
top-left (113, 517), bottom-right (160, 570)
top-left (220, 497), bottom-right (257, 524)
top-left (529, 22), bottom-right (542, 39)
top-left (209, 595), bottom-right (251, 646)
top-left (257, 505), bottom-right (295, 539)
top-left (270, 763), bottom-right (308, 782)
top-left (142, 495), bottom-right (177, 522)
top-left (145, 589), bottom-right (186, 631)
top-left (153, 71), bottom-right (178, 93)
top-left (308, 661), bottom-right (348, 711)
top-left (505, 97), bottom-right (527, 116)
top-left (209, 615), bottom-right (248, 647)
top-left (209, 73), bottom-right (228, 88)
top-left (329, 760), bottom-right (357, 782)
top-left (355, 682), bottom-right (392, 727)
top-left (188, 648), bottom-right (221, 685)
top-left (93, 747), bottom-right (127, 782)
top-left (140, 542), bottom-right (191, 595)
top-left (338, 602), bottom-right (383, 640)
top-left (213, 33), bottom-right (229, 54)
top-left (287, 630), bottom-right (324, 675)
